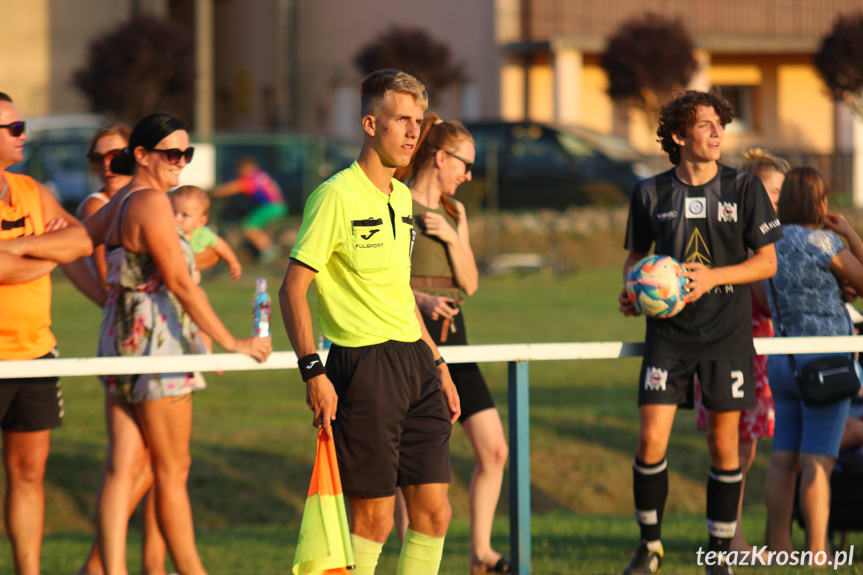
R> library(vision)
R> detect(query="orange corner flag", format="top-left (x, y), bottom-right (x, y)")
top-left (292, 429), bottom-right (355, 575)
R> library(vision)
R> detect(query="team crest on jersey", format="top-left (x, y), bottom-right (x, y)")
top-left (685, 197), bottom-right (706, 219)
top-left (717, 202), bottom-right (738, 223)
top-left (644, 367), bottom-right (668, 391)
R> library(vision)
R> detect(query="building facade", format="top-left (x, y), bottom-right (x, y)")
top-left (2, 0), bottom-right (497, 140)
top-left (4, 0), bottom-right (862, 171)
top-left (497, 0), bottom-right (863, 160)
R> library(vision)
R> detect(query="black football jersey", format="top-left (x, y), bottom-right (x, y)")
top-left (624, 164), bottom-right (783, 359)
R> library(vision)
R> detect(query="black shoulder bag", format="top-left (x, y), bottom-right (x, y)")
top-left (768, 279), bottom-right (861, 406)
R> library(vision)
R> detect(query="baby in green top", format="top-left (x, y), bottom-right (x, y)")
top-left (171, 185), bottom-right (242, 283)
top-left (171, 185), bottom-right (242, 358)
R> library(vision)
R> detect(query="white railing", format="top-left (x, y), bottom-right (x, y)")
top-left (3, 336), bottom-right (862, 575)
top-left (4, 337), bottom-right (861, 378)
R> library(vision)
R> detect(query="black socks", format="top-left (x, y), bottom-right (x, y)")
top-left (633, 457), bottom-right (668, 543)
top-left (706, 466), bottom-right (742, 553)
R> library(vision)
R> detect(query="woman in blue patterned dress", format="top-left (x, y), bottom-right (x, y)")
top-left (764, 167), bottom-right (863, 563)
top-left (81, 114), bottom-right (271, 575)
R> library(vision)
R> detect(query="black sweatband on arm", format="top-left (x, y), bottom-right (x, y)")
top-left (434, 356), bottom-right (446, 367)
top-left (298, 353), bottom-right (326, 381)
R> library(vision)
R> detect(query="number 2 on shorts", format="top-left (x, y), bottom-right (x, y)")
top-left (730, 370), bottom-right (745, 398)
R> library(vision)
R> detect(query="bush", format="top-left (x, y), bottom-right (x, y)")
top-left (600, 13), bottom-right (697, 118)
top-left (353, 26), bottom-right (462, 103)
top-left (74, 15), bottom-right (195, 125)
top-left (814, 12), bottom-right (863, 118)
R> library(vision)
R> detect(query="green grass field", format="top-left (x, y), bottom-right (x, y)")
top-left (2, 261), bottom-right (862, 574)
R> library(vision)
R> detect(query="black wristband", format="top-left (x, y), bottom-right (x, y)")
top-left (298, 353), bottom-right (326, 381)
top-left (434, 356), bottom-right (446, 367)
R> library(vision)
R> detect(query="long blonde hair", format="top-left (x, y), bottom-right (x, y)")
top-left (395, 112), bottom-right (473, 223)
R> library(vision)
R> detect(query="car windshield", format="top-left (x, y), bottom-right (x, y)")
top-left (564, 126), bottom-right (644, 163)
top-left (554, 130), bottom-right (600, 158)
top-left (40, 141), bottom-right (90, 175)
top-left (6, 126), bottom-right (96, 208)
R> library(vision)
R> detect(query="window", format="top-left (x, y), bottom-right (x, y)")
top-left (713, 85), bottom-right (753, 133)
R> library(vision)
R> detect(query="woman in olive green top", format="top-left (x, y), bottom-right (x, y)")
top-left (395, 113), bottom-right (510, 574)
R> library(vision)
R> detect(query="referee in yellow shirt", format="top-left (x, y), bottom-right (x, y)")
top-left (279, 70), bottom-right (460, 575)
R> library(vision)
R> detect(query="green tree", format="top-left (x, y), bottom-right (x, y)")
top-left (814, 12), bottom-right (863, 118)
top-left (600, 13), bottom-right (698, 122)
top-left (74, 15), bottom-right (195, 125)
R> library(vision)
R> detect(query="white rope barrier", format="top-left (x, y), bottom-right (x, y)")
top-left (3, 336), bottom-right (863, 378)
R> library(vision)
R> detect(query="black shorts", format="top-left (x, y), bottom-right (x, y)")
top-left (638, 351), bottom-right (756, 411)
top-left (421, 307), bottom-right (496, 422)
top-left (326, 339), bottom-right (452, 498)
top-left (0, 351), bottom-right (64, 431)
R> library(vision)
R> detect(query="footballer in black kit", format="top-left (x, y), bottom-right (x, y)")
top-left (627, 164), bottom-right (784, 401)
top-left (619, 90), bottom-right (782, 575)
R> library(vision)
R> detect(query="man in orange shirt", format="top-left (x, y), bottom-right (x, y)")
top-left (0, 92), bottom-right (92, 575)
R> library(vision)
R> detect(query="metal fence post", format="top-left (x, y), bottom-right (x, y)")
top-left (508, 360), bottom-right (531, 574)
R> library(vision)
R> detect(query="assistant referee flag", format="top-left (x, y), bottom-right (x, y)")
top-left (292, 429), bottom-right (355, 575)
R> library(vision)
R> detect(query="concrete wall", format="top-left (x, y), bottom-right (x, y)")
top-left (48, 0), bottom-right (132, 114)
top-left (777, 64), bottom-right (834, 153)
top-left (1, 0), bottom-right (51, 115)
top-left (0, 0), bottom-right (146, 117)
top-left (212, 0), bottom-right (277, 130)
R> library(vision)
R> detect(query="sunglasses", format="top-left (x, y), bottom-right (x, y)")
top-left (0, 121), bottom-right (26, 138)
top-left (443, 149), bottom-right (473, 173)
top-left (87, 148), bottom-right (124, 164)
top-left (151, 147), bottom-right (195, 165)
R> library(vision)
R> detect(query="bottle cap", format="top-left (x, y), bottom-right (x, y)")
top-left (256, 278), bottom-right (267, 292)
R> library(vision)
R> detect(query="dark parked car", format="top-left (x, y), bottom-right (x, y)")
top-left (460, 120), bottom-right (656, 211)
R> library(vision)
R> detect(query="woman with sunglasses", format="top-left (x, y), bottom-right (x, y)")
top-left (74, 124), bottom-right (133, 290)
top-left (81, 113), bottom-right (271, 575)
top-left (73, 123), bottom-right (171, 575)
top-left (394, 113), bottom-right (510, 574)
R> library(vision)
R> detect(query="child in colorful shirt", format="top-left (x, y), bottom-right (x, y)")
top-left (211, 156), bottom-right (287, 263)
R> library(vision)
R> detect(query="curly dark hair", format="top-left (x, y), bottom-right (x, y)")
top-left (657, 90), bottom-right (733, 165)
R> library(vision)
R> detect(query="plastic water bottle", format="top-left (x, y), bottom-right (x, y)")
top-left (252, 278), bottom-right (271, 337)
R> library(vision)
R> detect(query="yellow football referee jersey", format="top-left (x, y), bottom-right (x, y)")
top-left (291, 162), bottom-right (420, 347)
